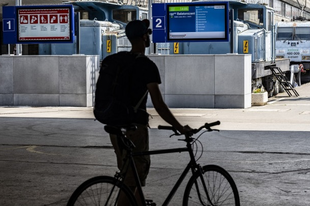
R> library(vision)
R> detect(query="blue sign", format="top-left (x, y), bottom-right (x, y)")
top-left (3, 19), bottom-right (16, 32)
top-left (2, 5), bottom-right (75, 44)
top-left (152, 3), bottom-right (166, 43)
top-left (152, 2), bottom-right (229, 43)
top-left (2, 6), bottom-right (18, 44)
top-left (153, 16), bottom-right (165, 30)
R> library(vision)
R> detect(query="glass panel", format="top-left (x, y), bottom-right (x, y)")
top-left (141, 13), bottom-right (147, 20)
top-left (292, 7), bottom-right (299, 17)
top-left (267, 11), bottom-right (273, 31)
top-left (285, 4), bottom-right (292, 18)
top-left (269, 0), bottom-right (273, 7)
top-left (277, 27), bottom-right (293, 40)
top-left (238, 9), bottom-right (264, 26)
top-left (81, 11), bottom-right (89, 20)
top-left (274, 0), bottom-right (281, 15)
top-left (113, 9), bottom-right (137, 23)
top-left (295, 27), bottom-right (310, 40)
top-left (281, 2), bottom-right (285, 16)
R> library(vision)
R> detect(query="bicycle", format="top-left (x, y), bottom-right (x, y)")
top-left (67, 121), bottom-right (240, 206)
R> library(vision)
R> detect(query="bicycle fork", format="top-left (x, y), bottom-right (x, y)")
top-left (104, 172), bottom-right (127, 206)
top-left (194, 166), bottom-right (215, 206)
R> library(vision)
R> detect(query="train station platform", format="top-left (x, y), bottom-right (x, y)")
top-left (0, 82), bottom-right (310, 206)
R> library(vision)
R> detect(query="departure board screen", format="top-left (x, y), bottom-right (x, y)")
top-left (167, 2), bottom-right (228, 41)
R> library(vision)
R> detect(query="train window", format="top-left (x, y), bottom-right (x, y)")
top-left (113, 9), bottom-right (137, 23)
top-left (81, 11), bottom-right (89, 20)
top-left (295, 27), bottom-right (310, 40)
top-left (277, 27), bottom-right (293, 40)
top-left (238, 9), bottom-right (264, 27)
top-left (141, 12), bottom-right (147, 20)
top-left (74, 10), bottom-right (101, 21)
top-left (267, 11), bottom-right (273, 31)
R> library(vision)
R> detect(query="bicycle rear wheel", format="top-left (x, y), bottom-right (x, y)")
top-left (67, 176), bottom-right (137, 206)
top-left (183, 165), bottom-right (240, 206)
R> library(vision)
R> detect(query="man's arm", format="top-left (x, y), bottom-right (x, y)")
top-left (147, 82), bottom-right (187, 133)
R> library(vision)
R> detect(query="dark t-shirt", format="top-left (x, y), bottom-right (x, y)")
top-left (130, 54), bottom-right (161, 110)
top-left (100, 51), bottom-right (161, 124)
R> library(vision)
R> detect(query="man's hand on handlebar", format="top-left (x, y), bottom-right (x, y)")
top-left (158, 121), bottom-right (221, 136)
top-left (179, 125), bottom-right (192, 134)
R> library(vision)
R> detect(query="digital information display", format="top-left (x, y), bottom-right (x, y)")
top-left (2, 5), bottom-right (74, 44)
top-left (152, 2), bottom-right (229, 43)
top-left (168, 5), bottom-right (226, 40)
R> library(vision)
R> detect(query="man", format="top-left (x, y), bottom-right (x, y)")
top-left (105, 19), bottom-right (190, 205)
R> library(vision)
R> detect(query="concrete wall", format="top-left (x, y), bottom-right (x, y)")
top-left (148, 54), bottom-right (252, 108)
top-left (0, 55), bottom-right (99, 107)
top-left (0, 54), bottom-right (251, 108)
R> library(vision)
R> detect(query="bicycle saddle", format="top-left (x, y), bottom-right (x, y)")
top-left (104, 125), bottom-right (137, 135)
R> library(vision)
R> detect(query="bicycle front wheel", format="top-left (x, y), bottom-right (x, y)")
top-left (67, 176), bottom-right (137, 206)
top-left (183, 165), bottom-right (240, 206)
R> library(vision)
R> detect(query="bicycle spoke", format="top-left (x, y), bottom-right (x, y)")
top-left (67, 176), bottom-right (137, 206)
top-left (206, 171), bottom-right (235, 205)
top-left (184, 166), bottom-right (239, 206)
top-left (75, 183), bottom-right (111, 205)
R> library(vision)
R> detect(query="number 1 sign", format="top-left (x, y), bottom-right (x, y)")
top-left (2, 6), bottom-right (17, 44)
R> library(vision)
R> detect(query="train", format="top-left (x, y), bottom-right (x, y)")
top-left (276, 19), bottom-right (310, 85)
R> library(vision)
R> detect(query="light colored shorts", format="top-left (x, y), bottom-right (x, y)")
top-left (110, 124), bottom-right (150, 186)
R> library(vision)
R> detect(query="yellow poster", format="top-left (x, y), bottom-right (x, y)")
top-left (174, 42), bottom-right (179, 54)
top-left (107, 40), bottom-right (111, 53)
top-left (243, 40), bottom-right (248, 53)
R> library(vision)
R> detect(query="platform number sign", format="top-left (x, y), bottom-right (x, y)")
top-left (2, 6), bottom-right (18, 44)
top-left (154, 17), bottom-right (165, 30)
top-left (3, 19), bottom-right (15, 32)
top-left (152, 13), bottom-right (166, 42)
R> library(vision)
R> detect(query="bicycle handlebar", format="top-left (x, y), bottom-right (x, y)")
top-left (158, 121), bottom-right (220, 136)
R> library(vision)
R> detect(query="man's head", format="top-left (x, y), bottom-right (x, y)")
top-left (125, 19), bottom-right (152, 47)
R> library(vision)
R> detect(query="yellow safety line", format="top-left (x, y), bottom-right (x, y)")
top-left (25, 145), bottom-right (57, 155)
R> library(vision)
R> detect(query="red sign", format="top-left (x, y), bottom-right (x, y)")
top-left (50, 15), bottom-right (58, 24)
top-left (20, 15), bottom-right (28, 24)
top-left (59, 14), bottom-right (68, 23)
top-left (18, 8), bottom-right (71, 41)
top-left (40, 15), bottom-right (48, 24)
top-left (30, 15), bottom-right (38, 24)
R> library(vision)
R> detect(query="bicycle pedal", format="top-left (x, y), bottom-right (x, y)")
top-left (145, 199), bottom-right (156, 206)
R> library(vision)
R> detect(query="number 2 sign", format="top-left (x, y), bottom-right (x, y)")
top-left (153, 17), bottom-right (165, 30)
top-left (152, 16), bottom-right (165, 42)
top-left (152, 3), bottom-right (167, 43)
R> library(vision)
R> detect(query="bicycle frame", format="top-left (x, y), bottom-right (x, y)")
top-left (120, 136), bottom-right (212, 206)
top-left (67, 122), bottom-right (230, 206)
